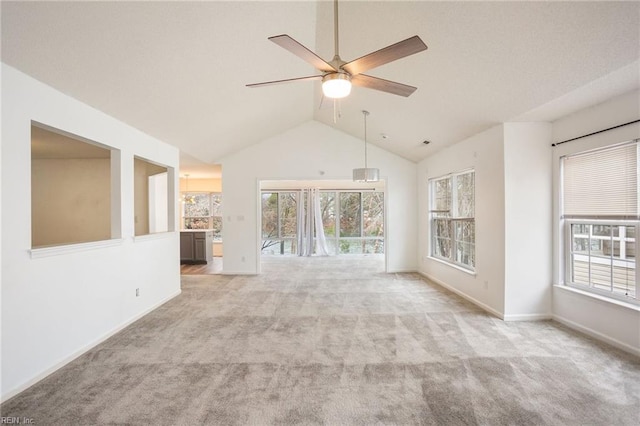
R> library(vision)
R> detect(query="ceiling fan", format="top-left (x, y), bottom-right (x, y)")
top-left (246, 0), bottom-right (428, 99)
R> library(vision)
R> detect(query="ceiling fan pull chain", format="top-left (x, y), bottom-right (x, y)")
top-left (332, 98), bottom-right (344, 124)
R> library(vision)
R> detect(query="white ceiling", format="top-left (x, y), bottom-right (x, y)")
top-left (3, 1), bottom-right (639, 172)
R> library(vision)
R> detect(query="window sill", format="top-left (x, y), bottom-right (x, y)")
top-left (30, 239), bottom-right (124, 259)
top-left (133, 232), bottom-right (175, 243)
top-left (427, 256), bottom-right (476, 276)
top-left (554, 284), bottom-right (639, 312)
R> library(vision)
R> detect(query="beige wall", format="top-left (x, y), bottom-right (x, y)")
top-left (31, 158), bottom-right (111, 247)
top-left (179, 177), bottom-right (221, 193)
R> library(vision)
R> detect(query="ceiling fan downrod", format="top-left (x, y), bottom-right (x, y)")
top-left (333, 0), bottom-right (340, 61)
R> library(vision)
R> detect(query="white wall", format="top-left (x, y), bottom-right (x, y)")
top-left (149, 172), bottom-right (169, 234)
top-left (418, 122), bottom-right (554, 320)
top-left (503, 122), bottom-right (553, 320)
top-left (0, 61), bottom-right (3, 403)
top-left (418, 125), bottom-right (507, 317)
top-left (552, 89), bottom-right (640, 355)
top-left (1, 64), bottom-right (181, 401)
top-left (221, 120), bottom-right (417, 274)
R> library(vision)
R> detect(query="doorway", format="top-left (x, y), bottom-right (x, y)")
top-left (178, 163), bottom-right (223, 275)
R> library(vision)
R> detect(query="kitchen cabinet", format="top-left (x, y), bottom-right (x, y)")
top-left (180, 230), bottom-right (213, 264)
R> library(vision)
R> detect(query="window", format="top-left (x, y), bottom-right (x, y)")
top-left (182, 192), bottom-right (223, 241)
top-left (338, 191), bottom-right (384, 254)
top-left (261, 190), bottom-right (384, 255)
top-left (562, 140), bottom-right (639, 302)
top-left (568, 222), bottom-right (636, 299)
top-left (261, 192), bottom-right (298, 254)
top-left (429, 170), bottom-right (475, 271)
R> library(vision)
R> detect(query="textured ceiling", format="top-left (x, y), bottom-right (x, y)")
top-left (2, 1), bottom-right (639, 172)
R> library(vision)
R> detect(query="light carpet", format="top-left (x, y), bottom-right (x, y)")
top-left (2, 255), bottom-right (639, 425)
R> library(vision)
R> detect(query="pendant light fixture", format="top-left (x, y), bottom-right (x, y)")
top-left (353, 110), bottom-right (380, 182)
top-left (182, 174), bottom-right (195, 204)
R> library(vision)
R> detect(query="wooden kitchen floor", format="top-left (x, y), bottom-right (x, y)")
top-left (180, 257), bottom-right (223, 275)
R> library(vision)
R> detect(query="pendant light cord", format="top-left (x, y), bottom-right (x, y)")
top-left (363, 110), bottom-right (369, 168)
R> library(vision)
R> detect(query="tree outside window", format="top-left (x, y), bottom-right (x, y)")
top-left (261, 190), bottom-right (384, 255)
top-left (183, 192), bottom-right (223, 241)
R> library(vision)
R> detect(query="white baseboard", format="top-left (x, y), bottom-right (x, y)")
top-left (552, 314), bottom-right (640, 357)
top-left (418, 271), bottom-right (504, 319)
top-left (1, 289), bottom-right (182, 403)
top-left (503, 313), bottom-right (552, 321)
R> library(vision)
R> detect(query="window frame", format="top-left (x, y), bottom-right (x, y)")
top-left (565, 219), bottom-right (638, 304)
top-left (428, 169), bottom-right (476, 272)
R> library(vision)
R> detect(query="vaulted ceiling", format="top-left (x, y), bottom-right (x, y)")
top-left (2, 1), bottom-right (639, 173)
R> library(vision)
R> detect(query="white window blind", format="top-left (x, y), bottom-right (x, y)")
top-left (562, 141), bottom-right (639, 219)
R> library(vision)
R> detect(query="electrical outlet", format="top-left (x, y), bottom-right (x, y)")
top-left (136, 288), bottom-right (140, 297)
top-left (483, 281), bottom-right (488, 290)
top-left (241, 256), bottom-right (246, 262)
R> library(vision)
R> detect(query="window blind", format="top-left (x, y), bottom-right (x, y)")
top-left (562, 141), bottom-right (638, 219)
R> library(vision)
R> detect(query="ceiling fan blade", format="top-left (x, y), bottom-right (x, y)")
top-left (351, 74), bottom-right (417, 97)
top-left (342, 35), bottom-right (427, 76)
top-left (269, 34), bottom-right (337, 73)
top-left (246, 75), bottom-right (323, 88)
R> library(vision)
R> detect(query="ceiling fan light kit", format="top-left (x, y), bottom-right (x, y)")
top-left (246, 0), bottom-right (427, 99)
top-left (182, 174), bottom-right (196, 204)
top-left (322, 73), bottom-right (352, 99)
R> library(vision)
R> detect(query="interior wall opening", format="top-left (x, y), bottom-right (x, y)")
top-left (178, 164), bottom-right (223, 274)
top-left (134, 156), bottom-right (170, 236)
top-left (30, 123), bottom-right (118, 248)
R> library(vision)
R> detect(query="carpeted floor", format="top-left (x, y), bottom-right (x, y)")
top-left (2, 255), bottom-right (639, 425)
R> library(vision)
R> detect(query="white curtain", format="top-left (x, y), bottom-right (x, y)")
top-left (296, 188), bottom-right (330, 256)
